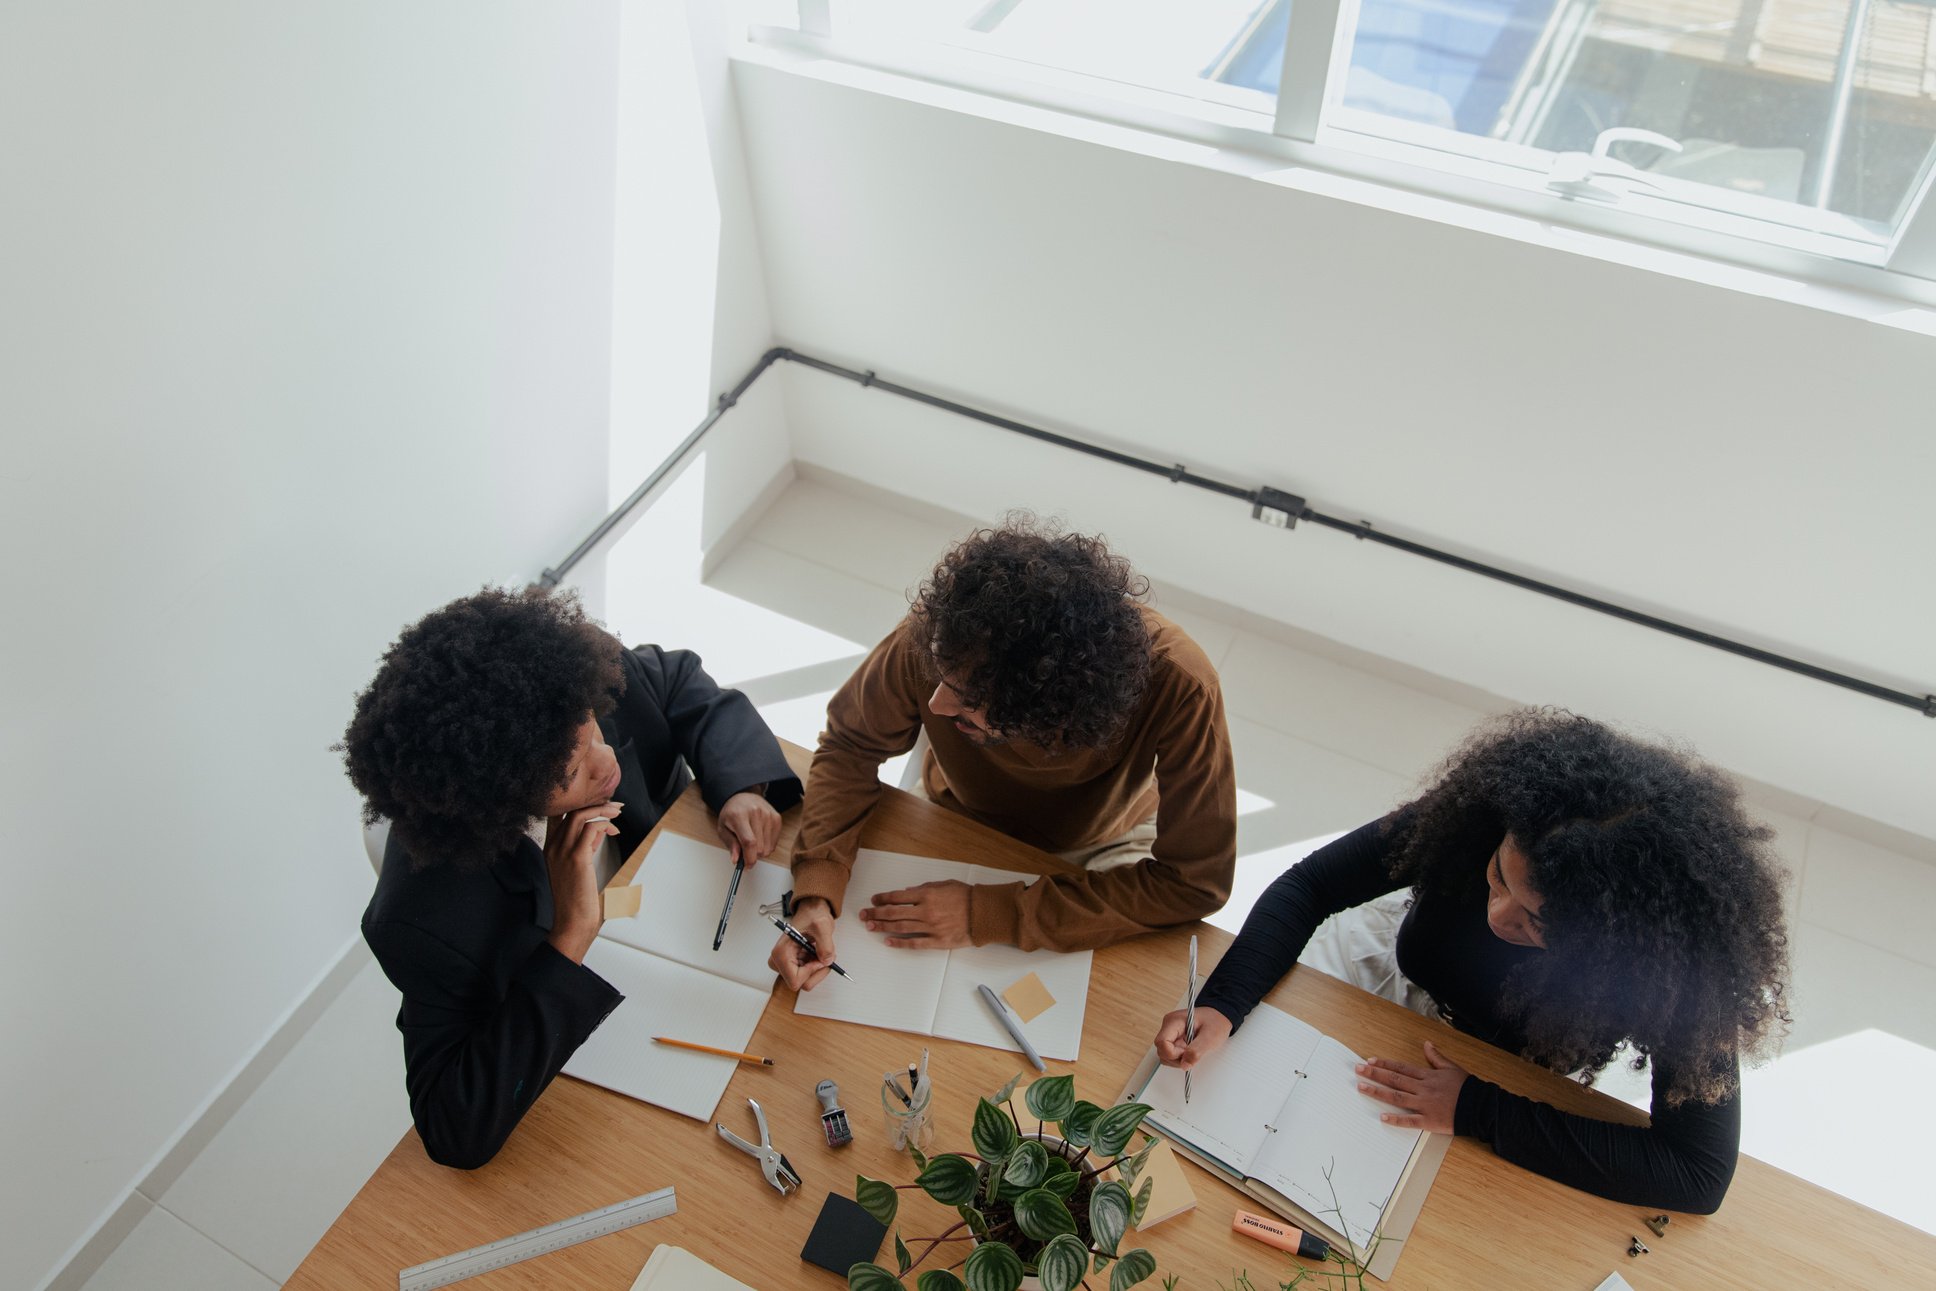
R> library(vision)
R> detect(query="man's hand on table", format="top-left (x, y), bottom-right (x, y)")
top-left (1154, 1004), bottom-right (1233, 1068)
top-left (544, 801), bottom-right (623, 964)
top-left (1354, 1040), bottom-right (1467, 1134)
top-left (860, 880), bottom-right (973, 949)
top-left (716, 788), bottom-right (781, 863)
top-left (770, 895), bottom-right (839, 991)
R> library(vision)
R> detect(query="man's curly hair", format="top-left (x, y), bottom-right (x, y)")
top-left (1387, 708), bottom-right (1790, 1107)
top-left (912, 516), bottom-right (1152, 749)
top-left (340, 587), bottom-right (624, 869)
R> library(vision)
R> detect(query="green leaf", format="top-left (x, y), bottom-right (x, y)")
top-left (916, 1154), bottom-right (980, 1206)
top-left (1088, 1180), bottom-right (1132, 1257)
top-left (847, 1262), bottom-right (905, 1291)
top-left (1091, 1103), bottom-right (1154, 1158)
top-left (1109, 1250), bottom-right (1158, 1291)
top-left (1093, 1251), bottom-right (1110, 1274)
top-left (917, 1273), bottom-right (967, 1291)
top-left (1023, 1073), bottom-right (1076, 1124)
top-left (956, 1204), bottom-right (990, 1241)
top-left (1034, 1233), bottom-right (1090, 1291)
top-left (1116, 1135), bottom-right (1156, 1188)
top-left (1058, 1101), bottom-right (1103, 1148)
top-left (987, 1072), bottom-right (1023, 1107)
top-left (956, 1204), bottom-right (990, 1242)
top-left (896, 1233), bottom-right (913, 1276)
top-left (962, 1241), bottom-right (1025, 1291)
top-left (1041, 1168), bottom-right (1079, 1198)
top-left (1003, 1140), bottom-right (1048, 1190)
top-left (909, 1145), bottom-right (929, 1173)
top-left (972, 1098), bottom-right (1019, 1163)
top-left (1044, 1152), bottom-right (1077, 1177)
top-left (1131, 1176), bottom-right (1154, 1225)
top-left (856, 1175), bottom-right (900, 1229)
top-left (1012, 1188), bottom-right (1078, 1242)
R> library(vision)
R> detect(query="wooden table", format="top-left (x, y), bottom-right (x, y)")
top-left (290, 746), bottom-right (1936, 1290)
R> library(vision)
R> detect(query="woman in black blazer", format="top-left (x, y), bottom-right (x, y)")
top-left (341, 587), bottom-right (801, 1168)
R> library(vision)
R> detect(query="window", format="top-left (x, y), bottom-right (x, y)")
top-left (762, 0), bottom-right (1936, 277)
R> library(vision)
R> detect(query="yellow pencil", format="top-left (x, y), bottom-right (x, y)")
top-left (652, 1036), bottom-right (774, 1066)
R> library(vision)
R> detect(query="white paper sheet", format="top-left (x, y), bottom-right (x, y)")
top-left (1141, 1003), bottom-right (1322, 1173)
top-left (791, 849), bottom-right (1093, 1061)
top-left (598, 832), bottom-right (789, 991)
top-left (933, 939), bottom-right (1092, 1062)
top-left (564, 939), bottom-right (770, 1121)
top-left (1253, 1035), bottom-right (1422, 1252)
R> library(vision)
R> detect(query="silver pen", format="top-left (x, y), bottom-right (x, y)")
top-left (977, 983), bottom-right (1045, 1072)
top-left (1185, 934), bottom-right (1199, 1103)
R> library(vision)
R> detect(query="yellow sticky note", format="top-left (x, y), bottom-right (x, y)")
top-left (603, 884), bottom-right (642, 920)
top-left (1002, 971), bottom-right (1056, 1023)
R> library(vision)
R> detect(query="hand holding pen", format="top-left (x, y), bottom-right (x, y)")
top-left (762, 895), bottom-right (853, 988)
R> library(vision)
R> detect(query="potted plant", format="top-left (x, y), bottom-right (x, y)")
top-left (846, 1073), bottom-right (1167, 1291)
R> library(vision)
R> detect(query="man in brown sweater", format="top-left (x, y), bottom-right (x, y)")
top-left (771, 519), bottom-right (1238, 989)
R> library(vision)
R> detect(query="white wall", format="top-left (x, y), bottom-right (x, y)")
top-left (0, 5), bottom-right (620, 1286)
top-left (602, 0), bottom-right (792, 602)
top-left (730, 55), bottom-right (1936, 841)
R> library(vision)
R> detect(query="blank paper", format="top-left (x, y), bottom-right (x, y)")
top-left (599, 832), bottom-right (789, 991)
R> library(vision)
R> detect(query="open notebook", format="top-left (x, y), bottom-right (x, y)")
top-left (1123, 1003), bottom-right (1448, 1279)
top-left (562, 833), bottom-right (787, 1121)
top-left (792, 849), bottom-right (1093, 1062)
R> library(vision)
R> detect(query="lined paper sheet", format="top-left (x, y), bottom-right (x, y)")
top-left (565, 939), bottom-right (770, 1121)
top-left (1253, 1035), bottom-right (1421, 1252)
top-left (1140, 1004), bottom-right (1321, 1173)
top-left (598, 832), bottom-right (789, 990)
top-left (791, 851), bottom-right (1092, 1061)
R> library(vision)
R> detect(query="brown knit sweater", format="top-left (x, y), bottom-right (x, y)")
top-left (790, 607), bottom-right (1237, 951)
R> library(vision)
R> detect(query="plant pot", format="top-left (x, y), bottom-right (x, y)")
top-left (972, 1135), bottom-right (1087, 1291)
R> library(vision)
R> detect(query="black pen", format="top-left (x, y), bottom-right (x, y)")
top-left (713, 856), bottom-right (746, 952)
top-left (767, 910), bottom-right (854, 980)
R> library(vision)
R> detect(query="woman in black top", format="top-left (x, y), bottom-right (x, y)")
top-left (342, 588), bottom-right (802, 1168)
top-left (1153, 709), bottom-right (1790, 1214)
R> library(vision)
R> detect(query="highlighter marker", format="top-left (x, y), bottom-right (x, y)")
top-left (1232, 1210), bottom-right (1331, 1261)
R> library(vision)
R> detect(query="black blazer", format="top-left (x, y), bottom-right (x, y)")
top-left (362, 644), bottom-right (802, 1168)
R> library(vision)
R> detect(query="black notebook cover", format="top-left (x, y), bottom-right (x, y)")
top-left (800, 1193), bottom-right (888, 1275)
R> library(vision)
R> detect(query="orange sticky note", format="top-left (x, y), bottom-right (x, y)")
top-left (603, 884), bottom-right (642, 920)
top-left (1002, 971), bottom-right (1056, 1023)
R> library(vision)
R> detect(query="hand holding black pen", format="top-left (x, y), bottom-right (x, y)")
top-left (761, 895), bottom-right (854, 985)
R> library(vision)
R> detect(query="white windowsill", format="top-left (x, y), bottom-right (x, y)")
top-left (737, 28), bottom-right (1936, 328)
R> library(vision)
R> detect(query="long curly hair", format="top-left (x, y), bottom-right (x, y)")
top-left (1387, 708), bottom-right (1790, 1107)
top-left (912, 515), bottom-right (1152, 749)
top-left (340, 587), bottom-right (624, 869)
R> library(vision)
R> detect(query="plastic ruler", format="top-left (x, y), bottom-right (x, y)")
top-left (397, 1186), bottom-right (677, 1290)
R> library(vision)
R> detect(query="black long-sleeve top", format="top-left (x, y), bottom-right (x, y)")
top-left (362, 644), bottom-right (802, 1169)
top-left (1196, 817), bottom-right (1740, 1214)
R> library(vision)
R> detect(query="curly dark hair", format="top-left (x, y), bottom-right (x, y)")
top-left (339, 587), bottom-right (624, 869)
top-left (911, 515), bottom-right (1152, 749)
top-left (1387, 708), bottom-right (1790, 1107)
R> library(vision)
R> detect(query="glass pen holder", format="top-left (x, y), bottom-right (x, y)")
top-left (882, 1075), bottom-right (935, 1154)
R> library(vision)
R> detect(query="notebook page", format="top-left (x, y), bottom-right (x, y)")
top-left (930, 939), bottom-right (1092, 1062)
top-left (598, 832), bottom-right (789, 991)
top-left (790, 849), bottom-right (961, 1034)
top-left (564, 940), bottom-right (770, 1121)
top-left (1251, 1034), bottom-right (1423, 1254)
top-left (1140, 1004), bottom-right (1323, 1175)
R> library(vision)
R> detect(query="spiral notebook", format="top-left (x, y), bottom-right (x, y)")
top-left (562, 833), bottom-right (788, 1121)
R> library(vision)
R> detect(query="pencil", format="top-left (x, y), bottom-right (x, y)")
top-left (652, 1037), bottom-right (774, 1066)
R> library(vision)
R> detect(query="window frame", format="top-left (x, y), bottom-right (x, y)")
top-left (760, 2), bottom-right (1936, 302)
